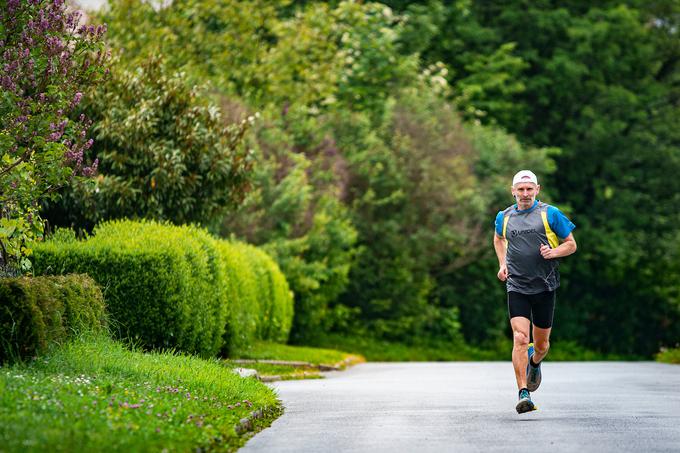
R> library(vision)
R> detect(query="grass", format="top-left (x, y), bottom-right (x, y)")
top-left (656, 347), bottom-right (680, 364)
top-left (309, 334), bottom-right (636, 361)
top-left (225, 362), bottom-right (324, 380)
top-left (309, 334), bottom-right (500, 361)
top-left (230, 340), bottom-right (364, 368)
top-left (0, 335), bottom-right (281, 452)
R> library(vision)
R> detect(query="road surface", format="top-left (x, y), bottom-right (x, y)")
top-left (242, 362), bottom-right (680, 452)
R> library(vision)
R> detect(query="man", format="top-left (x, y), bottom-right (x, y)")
top-left (493, 170), bottom-right (577, 414)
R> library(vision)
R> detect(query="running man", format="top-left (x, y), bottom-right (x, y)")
top-left (493, 170), bottom-right (577, 414)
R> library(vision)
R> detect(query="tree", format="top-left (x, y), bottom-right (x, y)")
top-left (44, 55), bottom-right (254, 229)
top-left (220, 109), bottom-right (358, 343)
top-left (409, 0), bottom-right (680, 354)
top-left (0, 0), bottom-right (107, 271)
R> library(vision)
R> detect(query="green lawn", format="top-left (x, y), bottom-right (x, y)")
top-left (230, 340), bottom-right (364, 368)
top-left (308, 334), bottom-right (635, 362)
top-left (656, 347), bottom-right (680, 364)
top-left (0, 336), bottom-right (280, 452)
top-left (225, 362), bottom-right (325, 380)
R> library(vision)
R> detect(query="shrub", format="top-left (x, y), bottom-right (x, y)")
top-left (33, 220), bottom-right (293, 356)
top-left (0, 0), bottom-right (107, 270)
top-left (34, 220), bottom-right (227, 357)
top-left (230, 242), bottom-right (293, 343)
top-left (44, 55), bottom-right (254, 231)
top-left (0, 274), bottom-right (106, 363)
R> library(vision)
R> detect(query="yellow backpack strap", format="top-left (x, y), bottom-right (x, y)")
top-left (502, 215), bottom-right (510, 245)
top-left (541, 210), bottom-right (560, 249)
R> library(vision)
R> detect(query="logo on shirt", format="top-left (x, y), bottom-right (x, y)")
top-left (510, 228), bottom-right (537, 238)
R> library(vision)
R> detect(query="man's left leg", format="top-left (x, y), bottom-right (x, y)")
top-left (532, 325), bottom-right (551, 364)
top-left (527, 290), bottom-right (555, 392)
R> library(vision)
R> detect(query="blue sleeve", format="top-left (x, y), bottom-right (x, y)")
top-left (494, 211), bottom-right (504, 236)
top-left (547, 206), bottom-right (575, 239)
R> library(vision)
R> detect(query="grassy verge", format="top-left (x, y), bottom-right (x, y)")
top-left (227, 341), bottom-right (364, 380)
top-left (656, 347), bottom-right (680, 364)
top-left (231, 340), bottom-right (364, 367)
top-left (0, 336), bottom-right (281, 452)
top-left (309, 334), bottom-right (635, 361)
top-left (309, 334), bottom-right (499, 361)
top-left (225, 362), bottom-right (325, 381)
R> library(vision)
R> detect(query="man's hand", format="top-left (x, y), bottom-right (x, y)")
top-left (540, 244), bottom-right (555, 259)
top-left (497, 263), bottom-right (508, 281)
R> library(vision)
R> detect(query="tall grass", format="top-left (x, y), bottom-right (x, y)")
top-left (656, 347), bottom-right (680, 364)
top-left (0, 335), bottom-right (280, 452)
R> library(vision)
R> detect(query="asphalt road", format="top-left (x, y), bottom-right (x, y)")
top-left (242, 362), bottom-right (680, 452)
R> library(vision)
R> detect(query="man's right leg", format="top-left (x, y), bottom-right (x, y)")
top-left (510, 315), bottom-right (531, 389)
top-left (508, 291), bottom-right (536, 413)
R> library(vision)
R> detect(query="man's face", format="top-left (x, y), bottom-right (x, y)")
top-left (511, 182), bottom-right (540, 209)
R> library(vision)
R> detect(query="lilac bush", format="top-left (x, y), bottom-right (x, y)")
top-left (0, 0), bottom-right (107, 271)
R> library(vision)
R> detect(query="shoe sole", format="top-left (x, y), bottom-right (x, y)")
top-left (527, 374), bottom-right (541, 392)
top-left (527, 343), bottom-right (541, 392)
top-left (516, 398), bottom-right (536, 414)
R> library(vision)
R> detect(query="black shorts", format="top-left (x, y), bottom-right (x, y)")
top-left (508, 290), bottom-right (555, 329)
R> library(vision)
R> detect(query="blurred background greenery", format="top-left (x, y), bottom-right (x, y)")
top-left (44, 0), bottom-right (680, 359)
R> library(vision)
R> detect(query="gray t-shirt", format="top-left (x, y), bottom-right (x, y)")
top-left (495, 201), bottom-right (575, 294)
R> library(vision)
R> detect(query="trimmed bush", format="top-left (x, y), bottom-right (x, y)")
top-left (34, 220), bottom-right (227, 357)
top-left (217, 241), bottom-right (259, 353)
top-left (230, 243), bottom-right (294, 344)
top-left (0, 274), bottom-right (106, 363)
top-left (33, 220), bottom-right (293, 356)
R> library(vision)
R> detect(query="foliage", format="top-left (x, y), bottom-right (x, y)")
top-left (332, 77), bottom-right (554, 342)
top-left (0, 0), bottom-right (107, 270)
top-left (231, 340), bottom-right (360, 366)
top-left (440, 123), bottom-right (557, 345)
top-left (229, 242), bottom-right (294, 344)
top-left (379, 0), bottom-right (680, 355)
top-left (656, 346), bottom-right (680, 365)
top-left (44, 55), bottom-right (253, 230)
top-left (0, 274), bottom-right (106, 363)
top-left (484, 2), bottom-right (680, 355)
top-left (100, 0), bottom-right (277, 97)
top-left (0, 336), bottom-right (280, 451)
top-left (33, 220), bottom-right (228, 357)
top-left (43, 0), bottom-right (680, 356)
top-left (220, 111), bottom-right (358, 344)
top-left (311, 333), bottom-right (632, 362)
top-left (32, 220), bottom-right (293, 357)
top-left (311, 333), bottom-right (500, 361)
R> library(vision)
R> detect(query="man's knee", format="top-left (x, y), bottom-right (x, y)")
top-left (513, 330), bottom-right (530, 347)
top-left (535, 339), bottom-right (550, 354)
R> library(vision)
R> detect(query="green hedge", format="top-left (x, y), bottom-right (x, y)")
top-left (33, 220), bottom-right (293, 356)
top-left (231, 243), bottom-right (294, 343)
top-left (0, 274), bottom-right (107, 363)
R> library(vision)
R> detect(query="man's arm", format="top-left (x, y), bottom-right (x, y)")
top-left (493, 233), bottom-right (508, 281)
top-left (540, 233), bottom-right (577, 259)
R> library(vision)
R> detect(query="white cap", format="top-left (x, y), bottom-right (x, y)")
top-left (512, 170), bottom-right (538, 186)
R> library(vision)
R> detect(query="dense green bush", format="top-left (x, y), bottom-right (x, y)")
top-left (0, 275), bottom-right (106, 363)
top-left (220, 115), bottom-right (358, 344)
top-left (34, 221), bottom-right (223, 357)
top-left (44, 55), bottom-right (253, 231)
top-left (32, 220), bottom-right (292, 356)
top-left (230, 242), bottom-right (294, 343)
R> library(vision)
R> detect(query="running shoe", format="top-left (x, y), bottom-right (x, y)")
top-left (516, 388), bottom-right (536, 414)
top-left (526, 343), bottom-right (542, 392)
